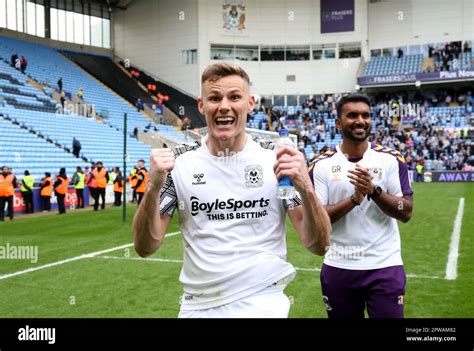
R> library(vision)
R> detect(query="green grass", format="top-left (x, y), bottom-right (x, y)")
top-left (0, 183), bottom-right (473, 318)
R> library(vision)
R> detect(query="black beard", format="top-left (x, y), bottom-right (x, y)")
top-left (343, 126), bottom-right (369, 142)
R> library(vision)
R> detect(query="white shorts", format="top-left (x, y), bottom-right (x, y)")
top-left (178, 284), bottom-right (291, 318)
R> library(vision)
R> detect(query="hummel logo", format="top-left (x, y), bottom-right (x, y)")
top-left (192, 173), bottom-right (206, 185)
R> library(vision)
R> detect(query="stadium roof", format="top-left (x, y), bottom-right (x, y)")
top-left (89, 0), bottom-right (134, 10)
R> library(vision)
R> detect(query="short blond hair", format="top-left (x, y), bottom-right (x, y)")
top-left (201, 62), bottom-right (250, 85)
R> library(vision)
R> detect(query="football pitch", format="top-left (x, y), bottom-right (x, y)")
top-left (0, 183), bottom-right (473, 318)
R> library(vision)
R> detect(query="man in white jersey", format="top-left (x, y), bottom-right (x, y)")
top-left (133, 63), bottom-right (331, 318)
top-left (309, 93), bottom-right (413, 319)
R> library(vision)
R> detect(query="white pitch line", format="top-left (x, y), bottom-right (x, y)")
top-left (93, 257), bottom-right (442, 280)
top-left (445, 198), bottom-right (464, 280)
top-left (96, 255), bottom-right (183, 263)
top-left (406, 274), bottom-right (441, 280)
top-left (0, 231), bottom-right (181, 281)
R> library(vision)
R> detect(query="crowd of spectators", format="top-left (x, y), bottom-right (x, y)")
top-left (428, 40), bottom-right (472, 72)
top-left (247, 90), bottom-right (474, 172)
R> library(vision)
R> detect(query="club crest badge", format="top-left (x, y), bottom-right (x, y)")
top-left (370, 168), bottom-right (383, 181)
top-left (245, 165), bottom-right (263, 187)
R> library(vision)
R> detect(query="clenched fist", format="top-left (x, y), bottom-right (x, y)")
top-left (149, 148), bottom-right (175, 190)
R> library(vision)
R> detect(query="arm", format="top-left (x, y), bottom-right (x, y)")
top-left (134, 174), bottom-right (144, 189)
top-left (275, 147), bottom-right (331, 256)
top-left (71, 173), bottom-right (78, 185)
top-left (22, 179), bottom-right (31, 191)
top-left (322, 192), bottom-right (363, 224)
top-left (132, 148), bottom-right (175, 257)
top-left (371, 193), bottom-right (413, 223)
top-left (348, 165), bottom-right (413, 223)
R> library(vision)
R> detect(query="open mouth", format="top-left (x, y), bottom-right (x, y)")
top-left (215, 116), bottom-right (235, 126)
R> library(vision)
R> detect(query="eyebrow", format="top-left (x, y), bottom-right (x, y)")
top-left (207, 88), bottom-right (243, 94)
top-left (347, 110), bottom-right (370, 115)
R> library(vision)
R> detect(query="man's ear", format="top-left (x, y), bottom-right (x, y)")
top-left (197, 97), bottom-right (204, 115)
top-left (248, 95), bottom-right (255, 112)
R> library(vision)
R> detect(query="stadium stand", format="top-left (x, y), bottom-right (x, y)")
top-left (0, 55), bottom-right (152, 179)
top-left (0, 35), bottom-right (154, 132)
top-left (364, 54), bottom-right (424, 76)
top-left (0, 35), bottom-right (189, 146)
top-left (61, 50), bottom-right (155, 108)
top-left (119, 60), bottom-right (205, 128)
top-left (0, 115), bottom-right (89, 181)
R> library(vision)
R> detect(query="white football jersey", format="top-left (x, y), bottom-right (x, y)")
top-left (160, 135), bottom-right (299, 310)
top-left (310, 142), bottom-right (413, 270)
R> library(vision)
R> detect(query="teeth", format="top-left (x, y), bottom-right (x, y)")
top-left (216, 117), bottom-right (234, 122)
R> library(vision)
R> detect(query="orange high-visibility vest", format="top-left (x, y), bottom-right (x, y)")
top-left (0, 174), bottom-right (14, 197)
top-left (40, 177), bottom-right (53, 196)
top-left (129, 174), bottom-right (138, 188)
top-left (93, 168), bottom-right (107, 188)
top-left (114, 179), bottom-right (124, 193)
top-left (136, 169), bottom-right (148, 193)
top-left (55, 176), bottom-right (69, 195)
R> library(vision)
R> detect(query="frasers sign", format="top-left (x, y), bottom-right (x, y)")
top-left (358, 69), bottom-right (474, 86)
top-left (424, 171), bottom-right (474, 183)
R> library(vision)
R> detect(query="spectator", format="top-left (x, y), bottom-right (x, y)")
top-left (60, 91), bottom-right (66, 109)
top-left (133, 126), bottom-right (139, 139)
top-left (20, 56), bottom-right (27, 74)
top-left (397, 48), bottom-right (404, 58)
top-left (463, 41), bottom-right (472, 53)
top-left (77, 87), bottom-right (83, 100)
top-left (72, 137), bottom-right (81, 158)
top-left (181, 118), bottom-right (190, 131)
top-left (57, 77), bottom-right (63, 92)
top-left (135, 98), bottom-right (144, 111)
top-left (11, 53), bottom-right (18, 68)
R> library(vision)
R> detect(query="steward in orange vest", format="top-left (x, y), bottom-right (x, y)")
top-left (40, 172), bottom-right (53, 212)
top-left (53, 168), bottom-right (69, 214)
top-left (113, 168), bottom-right (124, 207)
top-left (92, 161), bottom-right (109, 211)
top-left (0, 165), bottom-right (18, 221)
top-left (129, 166), bottom-right (138, 203)
top-left (133, 160), bottom-right (148, 205)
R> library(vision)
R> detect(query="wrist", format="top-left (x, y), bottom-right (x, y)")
top-left (297, 181), bottom-right (316, 199)
top-left (369, 185), bottom-right (382, 199)
top-left (147, 181), bottom-right (162, 193)
top-left (351, 194), bottom-right (361, 206)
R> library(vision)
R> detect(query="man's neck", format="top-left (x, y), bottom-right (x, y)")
top-left (340, 140), bottom-right (369, 158)
top-left (206, 133), bottom-right (247, 156)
